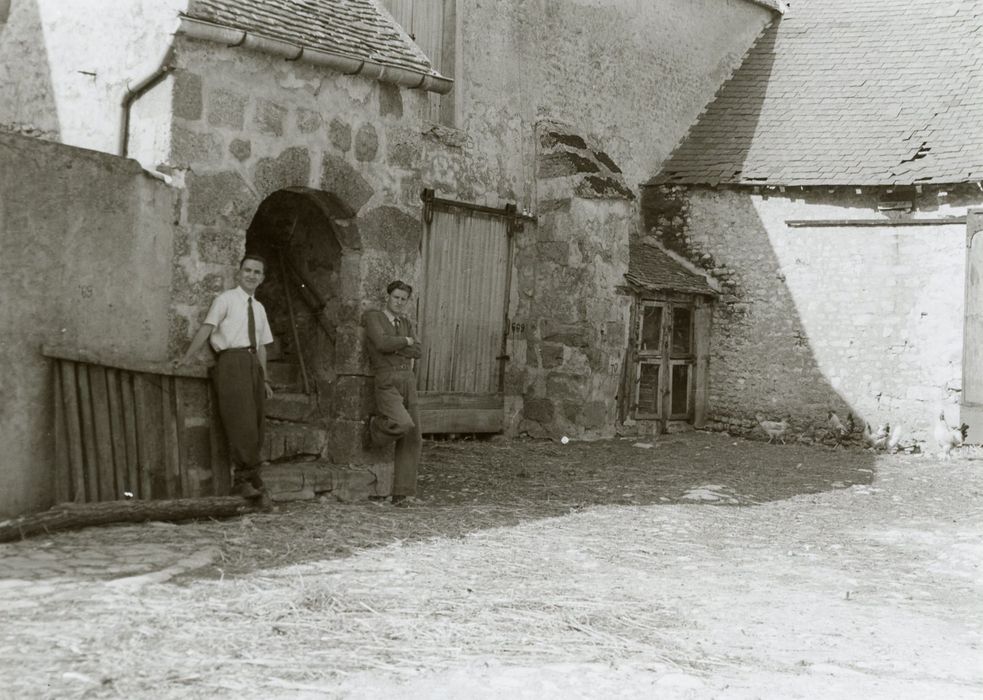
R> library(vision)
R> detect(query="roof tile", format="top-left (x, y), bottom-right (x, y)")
top-left (184, 0), bottom-right (443, 78)
top-left (652, 0), bottom-right (983, 186)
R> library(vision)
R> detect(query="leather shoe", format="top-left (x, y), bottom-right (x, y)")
top-left (236, 482), bottom-right (262, 499)
top-left (256, 488), bottom-right (274, 512)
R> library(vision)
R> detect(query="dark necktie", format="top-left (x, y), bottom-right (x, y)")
top-left (393, 315), bottom-right (401, 334)
top-left (248, 297), bottom-right (257, 350)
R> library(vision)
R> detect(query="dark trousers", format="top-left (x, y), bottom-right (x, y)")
top-left (213, 349), bottom-right (266, 488)
top-left (370, 369), bottom-right (421, 497)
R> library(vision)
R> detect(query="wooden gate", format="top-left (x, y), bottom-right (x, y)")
top-left (962, 210), bottom-right (983, 443)
top-left (44, 345), bottom-right (229, 503)
top-left (416, 204), bottom-right (511, 433)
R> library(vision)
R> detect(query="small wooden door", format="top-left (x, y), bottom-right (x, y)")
top-left (416, 207), bottom-right (511, 433)
top-left (634, 296), bottom-right (709, 430)
top-left (962, 211), bottom-right (983, 443)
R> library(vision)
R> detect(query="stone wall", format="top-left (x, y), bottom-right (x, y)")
top-left (532, 0), bottom-right (775, 187)
top-left (0, 132), bottom-right (178, 517)
top-left (641, 183), bottom-right (983, 443)
top-left (513, 122), bottom-right (634, 438)
top-left (0, 0), bottom-right (778, 472)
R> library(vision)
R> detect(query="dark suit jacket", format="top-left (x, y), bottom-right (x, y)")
top-left (364, 309), bottom-right (421, 373)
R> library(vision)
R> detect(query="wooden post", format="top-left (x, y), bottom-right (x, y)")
top-left (962, 209), bottom-right (983, 444)
top-left (52, 361), bottom-right (72, 504)
top-left (59, 361), bottom-right (86, 502)
top-left (174, 378), bottom-right (191, 497)
top-left (693, 300), bottom-right (712, 429)
top-left (88, 365), bottom-right (117, 501)
top-left (160, 375), bottom-right (179, 498)
top-left (133, 373), bottom-right (160, 498)
top-left (120, 371), bottom-right (140, 498)
top-left (75, 364), bottom-right (100, 502)
top-left (106, 369), bottom-right (130, 497)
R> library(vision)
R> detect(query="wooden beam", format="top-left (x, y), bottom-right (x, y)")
top-left (785, 217), bottom-right (966, 227)
top-left (42, 343), bottom-right (208, 379)
top-left (59, 361), bottom-right (86, 502)
top-left (0, 496), bottom-right (265, 543)
top-left (75, 365), bottom-right (100, 502)
top-left (418, 392), bottom-right (504, 433)
top-left (52, 362), bottom-right (71, 504)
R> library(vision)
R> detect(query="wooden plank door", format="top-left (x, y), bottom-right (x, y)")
top-left (962, 210), bottom-right (983, 443)
top-left (416, 207), bottom-right (510, 432)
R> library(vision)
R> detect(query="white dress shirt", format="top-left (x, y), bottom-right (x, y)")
top-left (203, 286), bottom-right (273, 352)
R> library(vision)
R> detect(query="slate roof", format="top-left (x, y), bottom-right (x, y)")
top-left (627, 242), bottom-right (717, 297)
top-left (653, 0), bottom-right (983, 187)
top-left (184, 0), bottom-right (443, 79)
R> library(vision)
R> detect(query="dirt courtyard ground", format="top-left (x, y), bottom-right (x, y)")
top-left (1, 431), bottom-right (981, 699)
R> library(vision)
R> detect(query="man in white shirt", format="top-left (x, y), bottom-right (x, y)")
top-left (176, 254), bottom-right (275, 504)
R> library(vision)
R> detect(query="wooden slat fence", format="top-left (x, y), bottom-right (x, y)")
top-left (43, 345), bottom-right (230, 504)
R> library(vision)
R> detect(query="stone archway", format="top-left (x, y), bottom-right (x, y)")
top-left (244, 187), bottom-right (370, 465)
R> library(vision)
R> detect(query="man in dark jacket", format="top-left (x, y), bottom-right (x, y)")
top-left (363, 280), bottom-right (423, 505)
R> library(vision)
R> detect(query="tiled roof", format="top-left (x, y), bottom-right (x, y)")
top-left (184, 0), bottom-right (443, 78)
top-left (627, 241), bottom-right (717, 297)
top-left (653, 0), bottom-right (983, 187)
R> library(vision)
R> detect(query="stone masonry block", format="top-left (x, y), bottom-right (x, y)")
top-left (580, 400), bottom-right (610, 429)
top-left (253, 146), bottom-right (311, 199)
top-left (333, 324), bottom-right (369, 375)
top-left (254, 99), bottom-right (287, 136)
top-left (170, 125), bottom-right (221, 167)
top-left (320, 154), bottom-right (375, 213)
top-left (331, 467), bottom-right (377, 502)
top-left (329, 117), bottom-right (352, 152)
top-left (207, 88), bottom-right (247, 129)
top-left (378, 84), bottom-right (403, 118)
top-left (327, 418), bottom-right (368, 464)
top-left (296, 107), bottom-right (323, 134)
top-left (172, 70), bottom-right (202, 121)
top-left (538, 151), bottom-right (599, 179)
top-left (264, 421), bottom-right (327, 462)
top-left (546, 372), bottom-right (589, 401)
top-left (540, 343), bottom-right (564, 368)
top-left (186, 171), bottom-right (257, 226)
top-left (523, 397), bottom-right (555, 423)
top-left (354, 123), bottom-right (379, 162)
top-left (358, 206), bottom-right (421, 257)
top-left (541, 319), bottom-right (591, 347)
top-left (331, 374), bottom-right (374, 420)
top-left (229, 138), bottom-right (251, 161)
top-left (266, 393), bottom-right (317, 423)
top-left (366, 462), bottom-right (394, 497)
top-left (536, 241), bottom-right (570, 265)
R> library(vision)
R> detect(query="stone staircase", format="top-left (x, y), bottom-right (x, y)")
top-left (261, 357), bottom-right (392, 502)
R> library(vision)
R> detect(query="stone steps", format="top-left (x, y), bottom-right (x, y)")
top-left (263, 420), bottom-right (327, 462)
top-left (266, 391), bottom-right (316, 422)
top-left (262, 460), bottom-right (394, 503)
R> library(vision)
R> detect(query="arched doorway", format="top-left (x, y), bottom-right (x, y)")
top-left (244, 187), bottom-right (352, 463)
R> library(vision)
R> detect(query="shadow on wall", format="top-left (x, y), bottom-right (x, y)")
top-left (0, 0), bottom-right (59, 141)
top-left (641, 26), bottom-right (890, 454)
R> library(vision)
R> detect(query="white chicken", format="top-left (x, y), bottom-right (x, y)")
top-left (934, 411), bottom-right (969, 460)
top-left (885, 423), bottom-right (903, 452)
top-left (755, 413), bottom-right (790, 444)
top-left (827, 411), bottom-right (849, 446)
top-left (863, 422), bottom-right (889, 450)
